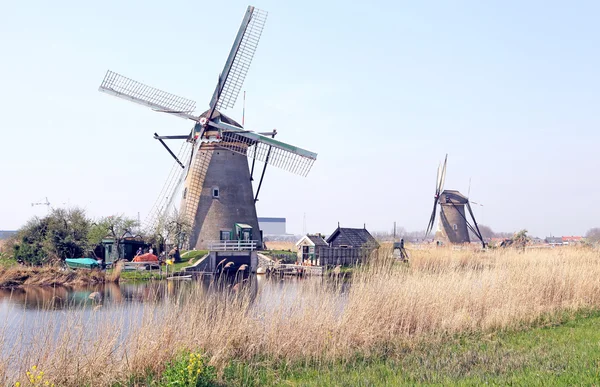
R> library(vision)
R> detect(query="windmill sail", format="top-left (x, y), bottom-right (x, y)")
top-left (99, 70), bottom-right (198, 121)
top-left (206, 120), bottom-right (316, 176)
top-left (219, 131), bottom-right (316, 177)
top-left (209, 6), bottom-right (268, 111)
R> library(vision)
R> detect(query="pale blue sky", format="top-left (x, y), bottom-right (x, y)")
top-left (1, 0), bottom-right (599, 237)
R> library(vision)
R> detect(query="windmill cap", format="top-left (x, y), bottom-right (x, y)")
top-left (440, 190), bottom-right (469, 204)
top-left (200, 110), bottom-right (243, 128)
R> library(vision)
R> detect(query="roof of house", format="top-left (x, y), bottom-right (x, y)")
top-left (326, 227), bottom-right (379, 248)
top-left (296, 234), bottom-right (328, 247)
top-left (562, 236), bottom-right (583, 241)
top-left (546, 237), bottom-right (563, 244)
top-left (308, 234), bottom-right (328, 246)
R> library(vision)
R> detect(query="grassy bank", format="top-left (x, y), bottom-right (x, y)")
top-left (116, 249), bottom-right (207, 281)
top-left (0, 265), bottom-right (106, 288)
top-left (5, 247), bottom-right (600, 386)
top-left (222, 310), bottom-right (600, 385)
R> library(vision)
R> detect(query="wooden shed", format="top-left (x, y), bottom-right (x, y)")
top-left (318, 226), bottom-right (379, 267)
top-left (295, 234), bottom-right (328, 266)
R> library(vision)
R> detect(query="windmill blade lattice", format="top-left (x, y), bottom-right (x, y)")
top-left (99, 70), bottom-right (198, 120)
top-left (218, 131), bottom-right (316, 177)
top-left (425, 154), bottom-right (448, 238)
top-left (210, 7), bottom-right (268, 111)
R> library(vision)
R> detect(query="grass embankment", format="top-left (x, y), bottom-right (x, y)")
top-left (113, 250), bottom-right (208, 281)
top-left (0, 265), bottom-right (106, 288)
top-left (5, 247), bottom-right (600, 386)
top-left (223, 310), bottom-right (600, 385)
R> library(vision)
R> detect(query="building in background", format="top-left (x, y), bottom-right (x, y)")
top-left (258, 217), bottom-right (287, 236)
top-left (0, 231), bottom-right (16, 240)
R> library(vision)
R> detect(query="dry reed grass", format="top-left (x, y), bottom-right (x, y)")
top-left (0, 265), bottom-right (105, 288)
top-left (3, 246), bottom-right (600, 386)
top-left (106, 261), bottom-right (123, 283)
top-left (264, 241), bottom-right (296, 251)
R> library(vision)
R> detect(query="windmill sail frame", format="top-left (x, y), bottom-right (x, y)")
top-left (209, 6), bottom-right (268, 111)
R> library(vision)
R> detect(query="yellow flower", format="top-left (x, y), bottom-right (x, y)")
top-left (15, 382), bottom-right (20, 387)
top-left (32, 366), bottom-right (37, 371)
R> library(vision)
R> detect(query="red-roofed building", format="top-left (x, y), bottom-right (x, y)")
top-left (562, 236), bottom-right (583, 245)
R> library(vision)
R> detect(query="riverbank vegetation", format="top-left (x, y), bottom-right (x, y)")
top-left (2, 246), bottom-right (600, 385)
top-left (0, 264), bottom-right (106, 288)
top-left (5, 207), bottom-right (192, 268)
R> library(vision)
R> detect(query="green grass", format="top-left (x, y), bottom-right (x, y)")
top-left (114, 250), bottom-right (208, 281)
top-left (262, 250), bottom-right (296, 264)
top-left (0, 252), bottom-right (17, 268)
top-left (222, 310), bottom-right (600, 386)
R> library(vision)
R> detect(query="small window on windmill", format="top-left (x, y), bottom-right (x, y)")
top-left (183, 188), bottom-right (187, 199)
top-left (453, 224), bottom-right (458, 231)
top-left (220, 230), bottom-right (231, 241)
top-left (212, 187), bottom-right (220, 198)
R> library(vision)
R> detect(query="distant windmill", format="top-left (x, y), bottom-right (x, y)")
top-left (425, 155), bottom-right (485, 248)
top-left (98, 6), bottom-right (317, 250)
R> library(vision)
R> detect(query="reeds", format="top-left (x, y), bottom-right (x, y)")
top-left (106, 261), bottom-right (123, 283)
top-left (3, 246), bottom-right (600, 386)
top-left (0, 265), bottom-right (105, 288)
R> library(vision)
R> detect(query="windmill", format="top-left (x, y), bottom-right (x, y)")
top-left (425, 155), bottom-right (485, 248)
top-left (98, 6), bottom-right (317, 250)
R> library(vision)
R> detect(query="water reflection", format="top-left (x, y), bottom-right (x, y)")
top-left (0, 275), bottom-right (348, 356)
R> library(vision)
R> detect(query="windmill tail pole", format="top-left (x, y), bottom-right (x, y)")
top-left (466, 202), bottom-right (486, 248)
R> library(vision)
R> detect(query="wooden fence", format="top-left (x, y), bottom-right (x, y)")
top-left (316, 246), bottom-right (375, 267)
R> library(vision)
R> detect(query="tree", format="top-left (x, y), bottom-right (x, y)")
top-left (13, 217), bottom-right (50, 265)
top-left (468, 224), bottom-right (494, 241)
top-left (43, 207), bottom-right (91, 259)
top-left (89, 215), bottom-right (138, 261)
top-left (585, 228), bottom-right (600, 244)
top-left (12, 207), bottom-right (91, 265)
top-left (149, 210), bottom-right (191, 253)
top-left (511, 229), bottom-right (530, 248)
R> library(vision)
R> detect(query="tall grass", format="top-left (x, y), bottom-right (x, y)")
top-left (3, 247), bottom-right (600, 386)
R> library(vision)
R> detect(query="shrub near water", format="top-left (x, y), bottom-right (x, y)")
top-left (4, 247), bottom-right (600, 386)
top-left (161, 352), bottom-right (216, 387)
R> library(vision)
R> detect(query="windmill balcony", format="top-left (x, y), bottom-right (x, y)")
top-left (207, 240), bottom-right (258, 251)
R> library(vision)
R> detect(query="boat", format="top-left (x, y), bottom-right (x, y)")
top-left (65, 258), bottom-right (100, 270)
top-left (167, 275), bottom-right (192, 281)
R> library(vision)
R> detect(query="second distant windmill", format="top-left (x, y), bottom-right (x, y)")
top-left (425, 155), bottom-right (485, 248)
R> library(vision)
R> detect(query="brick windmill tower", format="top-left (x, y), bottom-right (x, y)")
top-left (425, 155), bottom-right (485, 247)
top-left (99, 6), bottom-right (317, 251)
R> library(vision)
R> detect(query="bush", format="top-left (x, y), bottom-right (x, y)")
top-left (161, 352), bottom-right (216, 387)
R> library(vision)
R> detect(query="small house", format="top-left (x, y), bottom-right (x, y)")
top-left (318, 225), bottom-right (380, 267)
top-left (101, 235), bottom-right (147, 264)
top-left (326, 226), bottom-right (379, 250)
top-left (296, 234), bottom-right (328, 265)
top-left (545, 237), bottom-right (563, 246)
top-left (562, 236), bottom-right (583, 245)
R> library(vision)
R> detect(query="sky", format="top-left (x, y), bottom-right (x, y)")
top-left (1, 0), bottom-right (599, 238)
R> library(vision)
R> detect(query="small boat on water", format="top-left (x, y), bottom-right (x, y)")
top-left (167, 275), bottom-right (192, 281)
top-left (65, 258), bottom-right (100, 270)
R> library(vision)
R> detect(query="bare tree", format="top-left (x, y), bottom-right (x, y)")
top-left (585, 228), bottom-right (600, 244)
top-left (89, 215), bottom-right (138, 261)
top-left (150, 209), bottom-right (191, 253)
